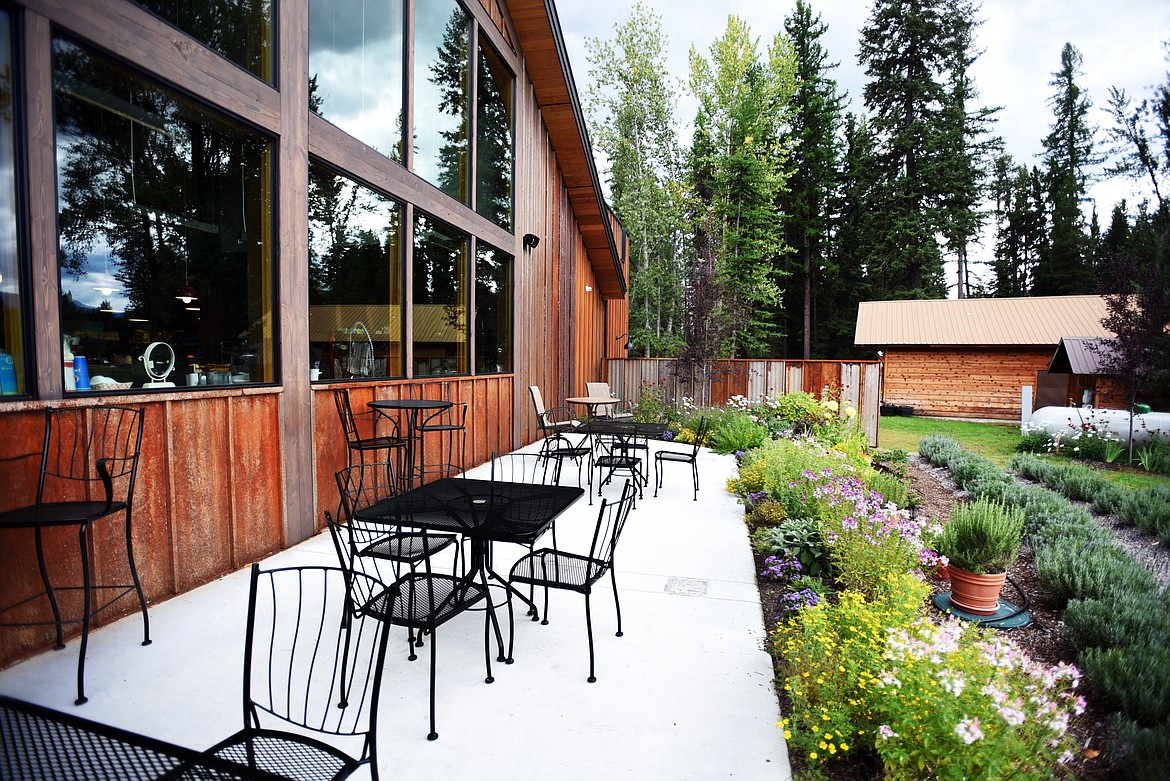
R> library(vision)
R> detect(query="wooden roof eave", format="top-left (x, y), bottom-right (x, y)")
top-left (507, 0), bottom-right (626, 297)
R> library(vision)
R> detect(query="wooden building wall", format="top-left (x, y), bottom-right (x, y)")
top-left (881, 347), bottom-right (1052, 420)
top-left (0, 0), bottom-right (621, 670)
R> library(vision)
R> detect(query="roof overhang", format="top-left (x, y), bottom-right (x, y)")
top-left (506, 0), bottom-right (626, 299)
top-left (1048, 337), bottom-right (1116, 375)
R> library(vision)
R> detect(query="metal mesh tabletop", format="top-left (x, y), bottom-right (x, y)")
top-left (1, 695), bottom-right (290, 781)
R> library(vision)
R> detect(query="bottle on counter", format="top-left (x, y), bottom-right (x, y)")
top-left (63, 336), bottom-right (76, 392)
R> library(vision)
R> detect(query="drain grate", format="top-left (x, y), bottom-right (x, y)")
top-left (665, 577), bottom-right (709, 597)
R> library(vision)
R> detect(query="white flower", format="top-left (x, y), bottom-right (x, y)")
top-left (955, 717), bottom-right (984, 744)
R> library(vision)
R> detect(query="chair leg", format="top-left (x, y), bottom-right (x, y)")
top-left (34, 527), bottom-right (64, 649)
top-left (76, 524), bottom-right (91, 705)
top-left (584, 592), bottom-right (596, 683)
top-left (610, 566), bottom-right (624, 638)
top-left (123, 512), bottom-right (151, 646)
top-left (653, 457), bottom-right (661, 497)
top-left (692, 460), bottom-right (700, 500)
top-left (427, 629), bottom-right (438, 740)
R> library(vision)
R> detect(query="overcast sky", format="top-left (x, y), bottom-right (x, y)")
top-left (555, 0), bottom-right (1170, 285)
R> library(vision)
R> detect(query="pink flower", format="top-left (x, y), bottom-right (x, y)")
top-left (879, 725), bottom-right (898, 740)
top-left (955, 717), bottom-right (984, 744)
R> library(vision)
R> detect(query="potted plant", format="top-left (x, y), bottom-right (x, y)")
top-left (936, 497), bottom-right (1025, 615)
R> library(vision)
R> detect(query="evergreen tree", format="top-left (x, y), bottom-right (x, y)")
top-left (857, 0), bottom-right (957, 299)
top-left (687, 17), bottom-right (796, 357)
top-left (779, 0), bottom-right (845, 358)
top-left (990, 157), bottom-right (1046, 296)
top-left (585, 2), bottom-right (686, 356)
top-left (1035, 42), bottom-right (1098, 295)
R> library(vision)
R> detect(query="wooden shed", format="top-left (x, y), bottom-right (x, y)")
top-left (854, 296), bottom-right (1111, 420)
top-left (0, 0), bottom-right (629, 670)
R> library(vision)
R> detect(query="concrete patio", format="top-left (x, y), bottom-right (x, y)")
top-left (0, 441), bottom-right (791, 780)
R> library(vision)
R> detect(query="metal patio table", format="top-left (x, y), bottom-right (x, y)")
top-left (0, 694), bottom-right (290, 781)
top-left (368, 397), bottom-right (452, 488)
top-left (352, 477), bottom-right (584, 622)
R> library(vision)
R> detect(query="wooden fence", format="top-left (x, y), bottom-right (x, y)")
top-left (606, 358), bottom-right (881, 446)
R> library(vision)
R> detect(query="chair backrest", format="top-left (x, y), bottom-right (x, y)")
top-left (585, 382), bottom-right (616, 418)
top-left (38, 405), bottom-right (144, 509)
top-left (241, 564), bottom-right (391, 757)
top-left (489, 452), bottom-right (552, 485)
top-left (528, 385), bottom-right (549, 426)
top-left (690, 416), bottom-right (711, 456)
top-left (333, 388), bottom-right (363, 445)
top-left (585, 480), bottom-right (636, 581)
top-left (335, 462), bottom-right (399, 521)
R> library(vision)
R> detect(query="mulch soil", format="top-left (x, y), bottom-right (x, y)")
top-left (754, 456), bottom-right (1124, 780)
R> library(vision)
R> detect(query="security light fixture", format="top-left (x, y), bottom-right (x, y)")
top-left (522, 233), bottom-right (540, 250)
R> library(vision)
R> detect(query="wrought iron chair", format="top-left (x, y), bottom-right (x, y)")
top-left (201, 565), bottom-right (392, 781)
top-left (333, 388), bottom-right (408, 471)
top-left (592, 421), bottom-right (650, 503)
top-left (331, 461), bottom-right (462, 650)
top-left (329, 485), bottom-right (496, 741)
top-left (0, 405), bottom-right (149, 705)
top-left (409, 382), bottom-right (467, 482)
top-left (654, 416), bottom-right (710, 501)
top-left (505, 480), bottom-right (636, 682)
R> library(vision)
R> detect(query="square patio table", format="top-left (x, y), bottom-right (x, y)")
top-left (0, 694), bottom-right (290, 780)
top-left (352, 477), bottom-right (584, 620)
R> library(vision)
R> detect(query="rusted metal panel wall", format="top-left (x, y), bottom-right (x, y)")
top-left (0, 393), bottom-right (285, 668)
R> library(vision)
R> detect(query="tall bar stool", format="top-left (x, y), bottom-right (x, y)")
top-left (0, 405), bottom-right (149, 705)
top-left (409, 382), bottom-right (467, 481)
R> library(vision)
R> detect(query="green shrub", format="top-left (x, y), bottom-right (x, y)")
top-left (1009, 452), bottom-right (1051, 481)
top-left (1115, 717), bottom-right (1170, 781)
top-left (918, 435), bottom-right (963, 466)
top-left (1015, 428), bottom-right (1052, 454)
top-left (747, 499), bottom-right (788, 530)
top-left (947, 452), bottom-right (1002, 490)
top-left (1118, 487), bottom-right (1170, 539)
top-left (867, 469), bottom-right (910, 508)
top-left (751, 516), bottom-right (829, 578)
top-left (1029, 508), bottom-right (1114, 549)
top-left (963, 474), bottom-right (1018, 505)
top-left (706, 410), bottom-right (768, 454)
top-left (1091, 482), bottom-right (1126, 516)
top-left (1055, 468), bottom-right (1112, 503)
top-left (937, 497), bottom-right (1025, 574)
top-left (1034, 539), bottom-right (1159, 606)
top-left (1062, 591), bottom-right (1170, 652)
top-left (1080, 643), bottom-right (1170, 727)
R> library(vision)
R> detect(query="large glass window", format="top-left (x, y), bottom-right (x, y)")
top-left (413, 213), bottom-right (466, 376)
top-left (309, 0), bottom-right (404, 162)
top-left (475, 243), bottom-right (511, 374)
top-left (475, 39), bottom-right (513, 230)
top-left (0, 8), bottom-right (25, 396)
top-left (414, 0), bottom-right (470, 203)
top-left (53, 37), bottom-right (276, 391)
top-left (308, 162), bottom-right (403, 381)
top-left (131, 0), bottom-right (273, 84)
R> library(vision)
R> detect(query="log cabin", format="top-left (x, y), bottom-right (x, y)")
top-left (854, 295), bottom-right (1112, 421)
top-left (0, 0), bottom-right (629, 669)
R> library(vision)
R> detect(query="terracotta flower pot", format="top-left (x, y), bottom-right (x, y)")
top-left (935, 562), bottom-right (950, 581)
top-left (947, 566), bottom-right (1006, 615)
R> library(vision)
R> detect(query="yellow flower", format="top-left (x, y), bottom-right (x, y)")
top-left (840, 743), bottom-right (850, 751)
top-left (783, 730), bottom-right (792, 740)
top-left (809, 752), bottom-right (818, 760)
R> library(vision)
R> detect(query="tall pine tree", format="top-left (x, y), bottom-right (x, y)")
top-left (779, 0), bottom-right (845, 358)
top-left (1034, 42), bottom-right (1098, 295)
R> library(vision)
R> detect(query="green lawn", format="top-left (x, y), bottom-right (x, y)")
top-left (878, 414), bottom-right (1170, 491)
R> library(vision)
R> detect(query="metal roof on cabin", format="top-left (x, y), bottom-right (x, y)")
top-left (1048, 337), bottom-right (1115, 375)
top-left (854, 295), bottom-right (1112, 346)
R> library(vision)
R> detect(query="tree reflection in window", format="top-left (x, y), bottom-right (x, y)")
top-left (308, 162), bottom-right (403, 380)
top-left (131, 0), bottom-right (273, 84)
top-left (415, 0), bottom-right (469, 203)
top-left (413, 213), bottom-right (467, 376)
top-left (0, 9), bottom-right (25, 395)
top-left (52, 37), bottom-right (275, 390)
top-left (476, 39), bottom-right (513, 230)
top-left (475, 243), bottom-right (511, 374)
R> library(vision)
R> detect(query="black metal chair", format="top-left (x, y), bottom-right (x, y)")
top-left (331, 461), bottom-right (462, 650)
top-left (329, 483), bottom-right (497, 742)
top-left (409, 382), bottom-right (467, 482)
top-left (201, 565), bottom-right (392, 781)
top-left (654, 416), bottom-right (710, 501)
top-left (334, 388), bottom-right (408, 472)
top-left (505, 479), bottom-right (636, 682)
top-left (0, 405), bottom-right (149, 705)
top-left (592, 422), bottom-right (649, 503)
